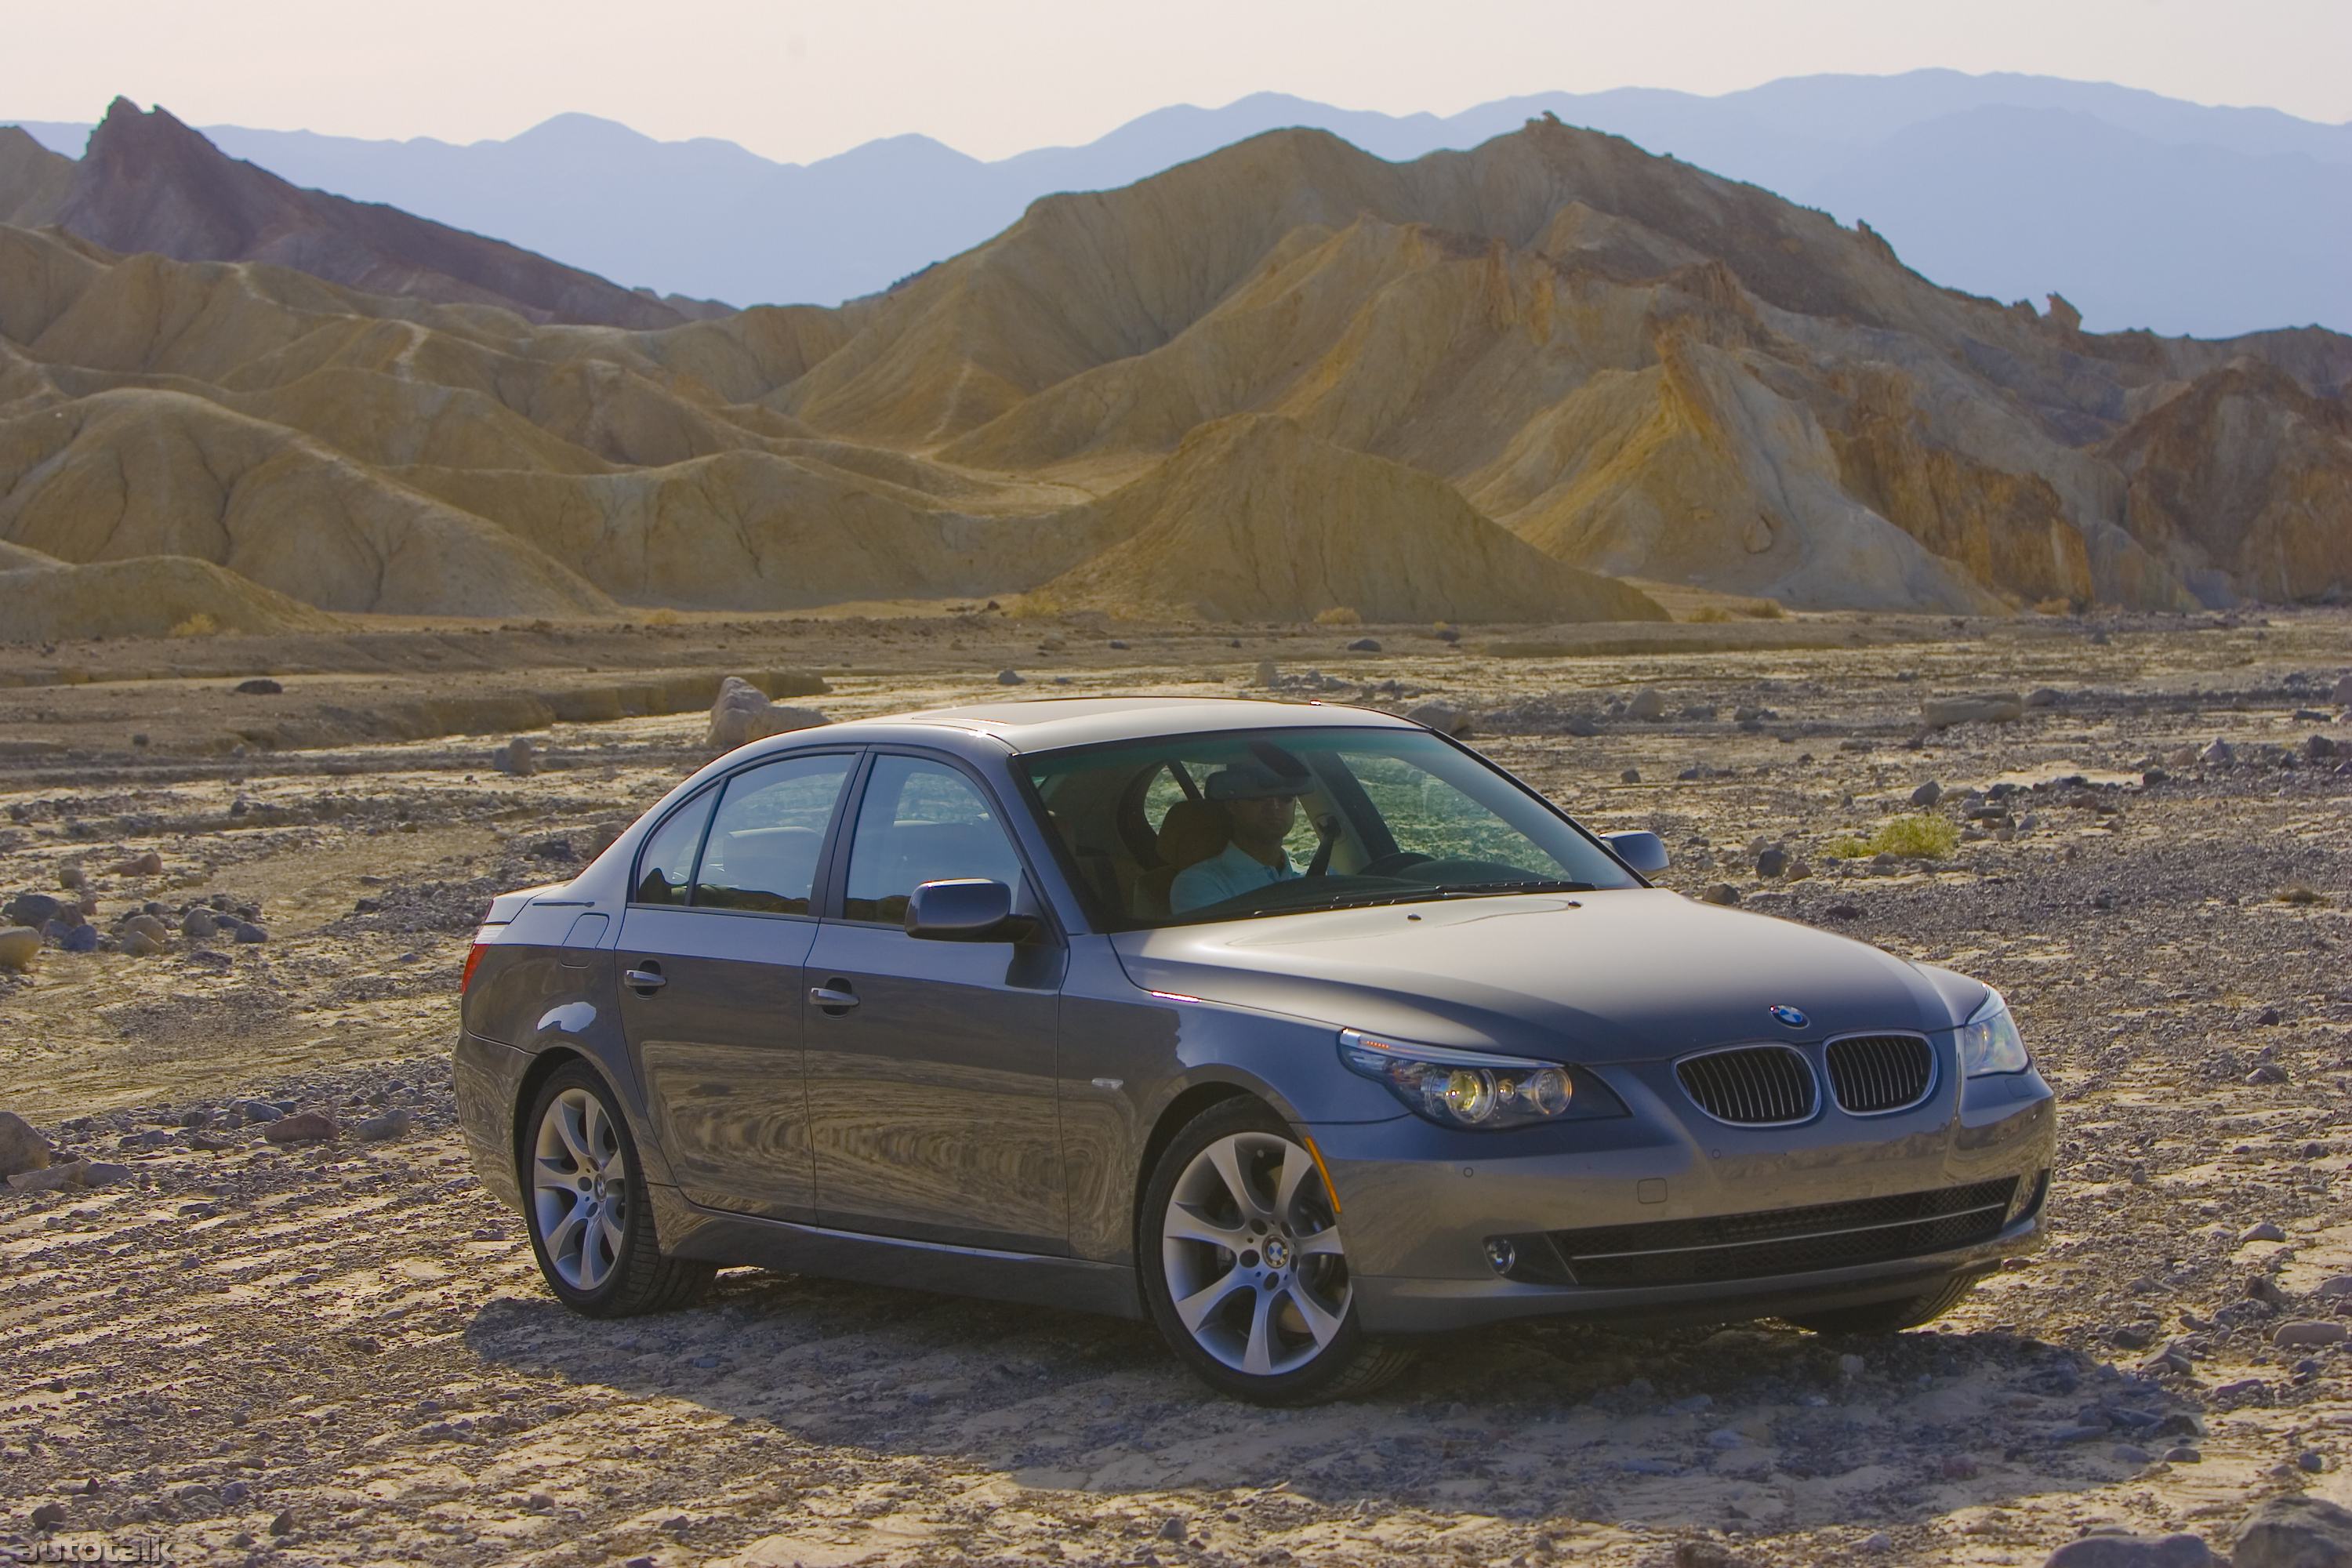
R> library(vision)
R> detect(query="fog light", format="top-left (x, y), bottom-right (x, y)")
top-left (1484, 1237), bottom-right (1517, 1276)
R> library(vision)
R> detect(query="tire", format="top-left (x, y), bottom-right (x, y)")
top-left (1139, 1098), bottom-right (1415, 1405)
top-left (520, 1062), bottom-right (713, 1317)
top-left (1784, 1273), bottom-right (1979, 1335)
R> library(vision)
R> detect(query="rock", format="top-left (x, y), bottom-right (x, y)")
top-left (2235, 1495), bottom-right (2352, 1568)
top-left (1254, 659), bottom-right (1278, 688)
top-left (1627, 688), bottom-right (1666, 720)
top-left (2248, 1063), bottom-right (2290, 1084)
top-left (2201, 739), bottom-right (2234, 766)
top-left (1697, 884), bottom-right (1740, 906)
top-left (232, 923), bottom-right (269, 944)
top-left (355, 1107), bottom-right (415, 1142)
top-left (2242, 1222), bottom-right (2288, 1243)
top-left (995, 670), bottom-right (1025, 686)
top-left (2163, 1446), bottom-right (2201, 1463)
top-left (0, 1111), bottom-right (55, 1175)
top-left (1862, 1534), bottom-right (1892, 1553)
top-left (2042, 1534), bottom-right (2214, 1567)
top-left (1941, 1454), bottom-right (1978, 1479)
top-left (4, 892), bottom-right (61, 926)
top-left (2307, 735), bottom-right (2339, 760)
top-left (1620, 768), bottom-right (1641, 783)
top-left (107, 851), bottom-right (165, 877)
top-left (706, 676), bottom-right (829, 746)
top-left (57, 865), bottom-right (86, 890)
top-left (120, 913), bottom-right (169, 942)
top-left (30, 1501), bottom-right (66, 1529)
top-left (269, 1510), bottom-right (296, 1536)
top-left (0, 926), bottom-right (40, 971)
top-left (2315, 1276), bottom-right (2352, 1300)
top-left (234, 677), bottom-right (283, 695)
top-left (181, 909), bottom-right (220, 940)
top-left (1156, 1517), bottom-right (1187, 1541)
top-left (263, 1112), bottom-right (338, 1145)
top-left (60, 924), bottom-right (97, 953)
top-left (234, 1100), bottom-right (283, 1124)
top-left (2141, 767), bottom-right (2170, 786)
top-left (2274, 1320), bottom-right (2350, 1348)
top-left (1403, 702), bottom-right (1468, 736)
top-left (118, 931), bottom-right (162, 958)
top-left (1755, 848), bottom-right (1788, 879)
top-left (1345, 637), bottom-right (1382, 652)
top-left (80, 1162), bottom-right (131, 1187)
top-left (1921, 692), bottom-right (2024, 728)
top-left (8, 1162), bottom-right (88, 1192)
top-left (2301, 1451), bottom-right (2331, 1473)
top-left (1674, 1543), bottom-right (1757, 1568)
top-left (1911, 779), bottom-right (1944, 806)
top-left (492, 735), bottom-right (538, 775)
top-left (2335, 673), bottom-right (2352, 707)
top-left (2113, 1444), bottom-right (2152, 1465)
top-left (2026, 688), bottom-right (2063, 707)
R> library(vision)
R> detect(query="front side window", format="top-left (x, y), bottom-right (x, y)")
top-left (691, 754), bottom-right (855, 915)
top-left (1024, 727), bottom-right (1639, 927)
top-left (842, 756), bottom-right (1028, 924)
top-left (632, 787), bottom-right (717, 905)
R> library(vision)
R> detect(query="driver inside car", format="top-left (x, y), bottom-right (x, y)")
top-left (1168, 763), bottom-right (1341, 913)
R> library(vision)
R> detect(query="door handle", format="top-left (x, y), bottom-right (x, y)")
top-left (809, 985), bottom-right (859, 1013)
top-left (624, 968), bottom-right (668, 992)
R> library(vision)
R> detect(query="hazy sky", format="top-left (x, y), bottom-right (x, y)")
top-left (15, 0), bottom-right (2350, 162)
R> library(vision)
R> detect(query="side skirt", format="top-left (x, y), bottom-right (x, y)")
top-left (652, 1187), bottom-right (1144, 1321)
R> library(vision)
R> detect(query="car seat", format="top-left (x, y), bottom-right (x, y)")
top-left (1134, 800), bottom-right (1231, 917)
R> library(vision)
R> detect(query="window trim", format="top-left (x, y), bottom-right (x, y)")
top-left (627, 747), bottom-right (866, 920)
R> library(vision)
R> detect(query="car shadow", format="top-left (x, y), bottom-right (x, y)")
top-left (461, 1267), bottom-right (2199, 1544)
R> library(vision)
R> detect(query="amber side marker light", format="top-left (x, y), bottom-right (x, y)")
top-left (461, 943), bottom-right (487, 993)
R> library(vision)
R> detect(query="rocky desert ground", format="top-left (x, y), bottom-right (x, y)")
top-left (2, 603), bottom-right (2350, 1568)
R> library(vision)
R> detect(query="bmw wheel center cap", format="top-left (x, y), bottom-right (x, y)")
top-left (1769, 1005), bottom-right (1809, 1029)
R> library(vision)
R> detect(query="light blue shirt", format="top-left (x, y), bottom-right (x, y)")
top-left (1170, 841), bottom-right (1298, 913)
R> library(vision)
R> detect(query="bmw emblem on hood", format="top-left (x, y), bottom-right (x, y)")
top-left (1769, 1005), bottom-right (1809, 1029)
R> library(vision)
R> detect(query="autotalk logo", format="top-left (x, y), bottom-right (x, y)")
top-left (1769, 1005), bottom-right (1809, 1029)
top-left (5, 1538), bottom-right (170, 1563)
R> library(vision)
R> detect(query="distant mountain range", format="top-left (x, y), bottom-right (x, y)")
top-left (9, 71), bottom-right (2348, 336)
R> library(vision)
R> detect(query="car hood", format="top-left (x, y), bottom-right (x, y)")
top-left (1109, 889), bottom-right (1981, 1063)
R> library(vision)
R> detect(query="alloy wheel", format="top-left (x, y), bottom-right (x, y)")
top-left (1160, 1131), bottom-right (1351, 1377)
top-left (531, 1086), bottom-right (630, 1292)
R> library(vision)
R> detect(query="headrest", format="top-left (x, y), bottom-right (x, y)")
top-left (1156, 799), bottom-right (1232, 866)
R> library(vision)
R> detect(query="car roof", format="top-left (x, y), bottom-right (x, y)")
top-left (810, 695), bottom-right (1418, 755)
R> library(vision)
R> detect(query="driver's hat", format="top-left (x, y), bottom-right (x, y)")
top-left (1203, 764), bottom-right (1306, 801)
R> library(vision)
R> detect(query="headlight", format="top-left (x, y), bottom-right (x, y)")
top-left (1956, 989), bottom-right (2030, 1077)
top-left (1338, 1029), bottom-right (1598, 1130)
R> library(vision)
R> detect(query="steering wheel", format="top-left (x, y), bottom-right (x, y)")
top-left (1359, 851), bottom-right (1435, 879)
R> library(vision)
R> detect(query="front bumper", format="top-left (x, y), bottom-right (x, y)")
top-left (1313, 1061), bottom-right (2056, 1335)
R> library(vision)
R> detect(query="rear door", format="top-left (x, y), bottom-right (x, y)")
top-left (615, 750), bottom-right (858, 1222)
top-left (802, 751), bottom-right (1069, 1253)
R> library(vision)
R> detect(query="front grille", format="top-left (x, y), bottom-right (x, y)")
top-left (1504, 1178), bottom-right (2019, 1288)
top-left (1676, 1046), bottom-right (1817, 1124)
top-left (1826, 1033), bottom-right (1936, 1114)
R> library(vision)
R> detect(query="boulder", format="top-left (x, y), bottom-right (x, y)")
top-left (118, 931), bottom-right (162, 958)
top-left (107, 851), bottom-right (165, 877)
top-left (7, 1161), bottom-right (89, 1192)
top-left (2335, 673), bottom-right (2352, 708)
top-left (234, 677), bottom-right (283, 695)
top-left (0, 1110), bottom-right (53, 1175)
top-left (1911, 779), bottom-right (1943, 807)
top-left (1922, 692), bottom-right (2024, 728)
top-left (60, 924), bottom-right (97, 954)
top-left (263, 1112), bottom-right (338, 1144)
top-left (2042, 1534), bottom-right (2213, 1567)
top-left (2236, 1495), bottom-right (2352, 1568)
top-left (120, 913), bottom-right (169, 942)
top-left (1627, 688), bottom-right (1666, 720)
top-left (1403, 702), bottom-right (1469, 736)
top-left (355, 1107), bottom-right (415, 1142)
top-left (492, 735), bottom-right (538, 776)
top-left (0, 925), bottom-right (39, 971)
top-left (3, 892), bottom-right (61, 927)
top-left (181, 909), bottom-right (220, 940)
top-left (2274, 1320), bottom-right (2350, 1348)
top-left (708, 677), bottom-right (829, 748)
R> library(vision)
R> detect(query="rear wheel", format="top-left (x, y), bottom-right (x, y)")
top-left (1140, 1098), bottom-right (1414, 1404)
top-left (521, 1062), bottom-right (712, 1317)
top-left (1784, 1273), bottom-right (1978, 1335)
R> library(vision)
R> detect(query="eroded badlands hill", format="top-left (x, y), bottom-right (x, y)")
top-left (0, 114), bottom-right (2346, 629)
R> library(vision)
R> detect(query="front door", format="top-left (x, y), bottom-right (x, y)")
top-left (615, 750), bottom-right (858, 1223)
top-left (803, 752), bottom-right (1069, 1254)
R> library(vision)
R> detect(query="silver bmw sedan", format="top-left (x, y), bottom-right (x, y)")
top-left (454, 697), bottom-right (2054, 1404)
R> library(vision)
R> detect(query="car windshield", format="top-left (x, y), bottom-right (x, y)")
top-left (1023, 725), bottom-right (1642, 928)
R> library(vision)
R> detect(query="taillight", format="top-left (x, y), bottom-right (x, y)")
top-left (461, 943), bottom-right (487, 993)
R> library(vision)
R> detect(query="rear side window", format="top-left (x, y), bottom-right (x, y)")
top-left (691, 755), bottom-right (855, 915)
top-left (632, 789), bottom-right (716, 905)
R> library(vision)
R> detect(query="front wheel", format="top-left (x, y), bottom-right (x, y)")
top-left (521, 1062), bottom-right (712, 1317)
top-left (1139, 1098), bottom-right (1414, 1404)
top-left (1784, 1273), bottom-right (1978, 1334)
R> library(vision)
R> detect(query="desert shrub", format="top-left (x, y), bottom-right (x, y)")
top-left (1685, 605), bottom-right (1734, 623)
top-left (1740, 599), bottom-right (1787, 619)
top-left (1825, 813), bottom-right (1962, 861)
top-left (2277, 884), bottom-right (2328, 906)
top-left (2034, 597), bottom-right (2074, 616)
top-left (1314, 607), bottom-right (1363, 626)
top-left (169, 613), bottom-right (219, 637)
top-left (643, 607), bottom-right (683, 626)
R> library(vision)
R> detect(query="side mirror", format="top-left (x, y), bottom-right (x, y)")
top-left (1600, 830), bottom-right (1670, 875)
top-left (905, 879), bottom-right (1039, 942)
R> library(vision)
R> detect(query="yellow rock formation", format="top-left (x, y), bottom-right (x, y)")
top-left (0, 554), bottom-right (344, 641)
